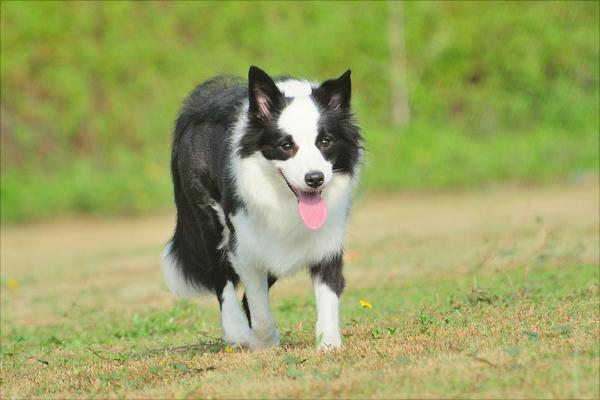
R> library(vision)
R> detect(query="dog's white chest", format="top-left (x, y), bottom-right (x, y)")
top-left (230, 206), bottom-right (346, 276)
top-left (228, 152), bottom-right (356, 276)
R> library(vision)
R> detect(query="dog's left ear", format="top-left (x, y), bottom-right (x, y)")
top-left (314, 69), bottom-right (351, 110)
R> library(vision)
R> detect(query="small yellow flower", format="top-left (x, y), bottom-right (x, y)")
top-left (6, 279), bottom-right (19, 290)
top-left (224, 346), bottom-right (234, 353)
top-left (359, 299), bottom-right (373, 309)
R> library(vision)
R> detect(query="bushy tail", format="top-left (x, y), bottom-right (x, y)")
top-left (161, 241), bottom-right (210, 298)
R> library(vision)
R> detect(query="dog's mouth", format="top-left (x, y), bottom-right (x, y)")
top-left (279, 171), bottom-right (327, 230)
top-left (279, 172), bottom-right (321, 197)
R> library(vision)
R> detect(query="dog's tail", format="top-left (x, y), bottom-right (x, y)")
top-left (161, 241), bottom-right (211, 298)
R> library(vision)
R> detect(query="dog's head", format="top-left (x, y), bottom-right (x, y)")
top-left (237, 66), bottom-right (362, 229)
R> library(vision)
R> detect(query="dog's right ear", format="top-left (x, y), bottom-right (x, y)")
top-left (248, 66), bottom-right (282, 120)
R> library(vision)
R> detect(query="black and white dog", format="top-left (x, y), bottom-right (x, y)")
top-left (161, 66), bottom-right (362, 350)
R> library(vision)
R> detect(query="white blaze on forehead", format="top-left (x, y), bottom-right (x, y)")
top-left (276, 80), bottom-right (314, 97)
top-left (277, 97), bottom-right (320, 145)
top-left (276, 96), bottom-right (332, 191)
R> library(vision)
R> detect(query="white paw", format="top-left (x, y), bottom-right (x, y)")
top-left (250, 325), bottom-right (280, 351)
top-left (317, 333), bottom-right (342, 351)
top-left (223, 326), bottom-right (257, 349)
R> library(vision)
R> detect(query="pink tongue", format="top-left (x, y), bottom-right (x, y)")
top-left (297, 191), bottom-right (327, 230)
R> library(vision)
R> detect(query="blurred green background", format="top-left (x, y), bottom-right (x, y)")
top-left (1, 1), bottom-right (598, 222)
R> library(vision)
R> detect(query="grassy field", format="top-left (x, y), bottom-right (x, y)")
top-left (1, 182), bottom-right (599, 399)
top-left (1, 1), bottom-right (598, 221)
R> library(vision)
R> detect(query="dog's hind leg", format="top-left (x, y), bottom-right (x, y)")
top-left (310, 254), bottom-right (344, 350)
top-left (217, 280), bottom-right (257, 348)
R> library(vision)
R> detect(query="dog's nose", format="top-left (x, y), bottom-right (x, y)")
top-left (305, 171), bottom-right (324, 188)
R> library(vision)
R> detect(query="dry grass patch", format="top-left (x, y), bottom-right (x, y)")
top-left (1, 183), bottom-right (599, 398)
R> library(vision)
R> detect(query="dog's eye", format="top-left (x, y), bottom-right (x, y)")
top-left (319, 137), bottom-right (332, 148)
top-left (281, 142), bottom-right (293, 151)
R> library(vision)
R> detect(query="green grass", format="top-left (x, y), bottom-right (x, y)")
top-left (1, 1), bottom-right (598, 221)
top-left (364, 124), bottom-right (599, 190)
top-left (2, 264), bottom-right (598, 398)
top-left (2, 124), bottom-right (598, 222)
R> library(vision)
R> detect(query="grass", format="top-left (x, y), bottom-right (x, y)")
top-left (1, 182), bottom-right (599, 398)
top-left (363, 124), bottom-right (599, 190)
top-left (1, 124), bottom-right (598, 222)
top-left (1, 1), bottom-right (598, 222)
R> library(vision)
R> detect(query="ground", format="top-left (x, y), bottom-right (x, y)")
top-left (1, 182), bottom-right (599, 399)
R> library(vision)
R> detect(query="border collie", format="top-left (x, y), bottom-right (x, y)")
top-left (161, 66), bottom-right (362, 350)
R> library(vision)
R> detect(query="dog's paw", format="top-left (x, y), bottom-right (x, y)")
top-left (224, 328), bottom-right (258, 350)
top-left (250, 326), bottom-right (280, 351)
top-left (222, 318), bottom-right (260, 349)
top-left (316, 333), bottom-right (342, 351)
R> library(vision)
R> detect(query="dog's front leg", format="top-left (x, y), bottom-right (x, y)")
top-left (311, 254), bottom-right (344, 350)
top-left (237, 266), bottom-right (279, 350)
